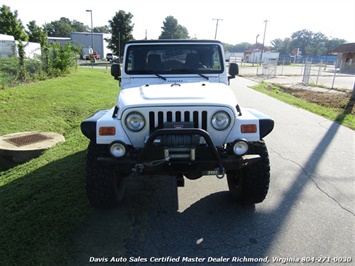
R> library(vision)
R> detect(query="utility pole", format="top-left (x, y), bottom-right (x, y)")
top-left (86, 10), bottom-right (94, 66)
top-left (212, 18), bottom-right (223, 40)
top-left (260, 19), bottom-right (268, 65)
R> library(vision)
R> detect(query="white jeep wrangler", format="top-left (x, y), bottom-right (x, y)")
top-left (81, 40), bottom-right (274, 209)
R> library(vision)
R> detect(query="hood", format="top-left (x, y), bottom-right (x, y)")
top-left (118, 82), bottom-right (238, 109)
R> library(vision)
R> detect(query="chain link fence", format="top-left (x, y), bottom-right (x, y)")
top-left (240, 60), bottom-right (354, 92)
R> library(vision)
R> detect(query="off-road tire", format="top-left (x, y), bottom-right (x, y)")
top-left (227, 140), bottom-right (270, 203)
top-left (85, 141), bottom-right (125, 209)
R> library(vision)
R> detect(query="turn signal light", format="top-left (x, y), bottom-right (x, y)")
top-left (241, 124), bottom-right (257, 133)
top-left (99, 127), bottom-right (116, 136)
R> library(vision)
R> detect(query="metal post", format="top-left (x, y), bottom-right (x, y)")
top-left (86, 10), bottom-right (94, 67)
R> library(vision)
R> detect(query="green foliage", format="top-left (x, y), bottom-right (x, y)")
top-left (26, 20), bottom-right (48, 45)
top-left (159, 15), bottom-right (189, 39)
top-left (46, 42), bottom-right (78, 76)
top-left (107, 10), bottom-right (134, 57)
top-left (0, 41), bottom-right (80, 88)
top-left (0, 5), bottom-right (27, 41)
top-left (271, 29), bottom-right (347, 56)
top-left (16, 41), bottom-right (29, 81)
top-left (270, 38), bottom-right (292, 54)
top-left (43, 17), bottom-right (87, 37)
top-left (225, 42), bottom-right (253, 53)
top-left (93, 25), bottom-right (110, 33)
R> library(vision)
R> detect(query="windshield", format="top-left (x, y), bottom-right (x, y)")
top-left (125, 44), bottom-right (224, 75)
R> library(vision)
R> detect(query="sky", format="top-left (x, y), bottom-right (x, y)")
top-left (2, 0), bottom-right (355, 45)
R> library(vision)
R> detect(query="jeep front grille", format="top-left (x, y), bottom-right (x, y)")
top-left (149, 110), bottom-right (208, 132)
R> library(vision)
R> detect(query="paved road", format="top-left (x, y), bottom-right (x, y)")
top-left (124, 76), bottom-right (354, 265)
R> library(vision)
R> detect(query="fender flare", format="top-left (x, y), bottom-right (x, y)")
top-left (244, 108), bottom-right (274, 138)
top-left (81, 110), bottom-right (109, 141)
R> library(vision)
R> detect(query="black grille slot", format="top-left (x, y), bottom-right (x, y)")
top-left (202, 111), bottom-right (207, 130)
top-left (158, 111), bottom-right (163, 125)
top-left (193, 111), bottom-right (199, 128)
top-left (176, 111), bottom-right (181, 122)
top-left (149, 110), bottom-right (208, 132)
top-left (184, 111), bottom-right (190, 121)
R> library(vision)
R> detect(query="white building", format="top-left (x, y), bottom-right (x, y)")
top-left (70, 32), bottom-right (112, 59)
top-left (247, 51), bottom-right (279, 64)
top-left (47, 37), bottom-right (71, 46)
top-left (0, 34), bottom-right (41, 59)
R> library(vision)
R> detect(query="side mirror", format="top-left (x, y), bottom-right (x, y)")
top-left (111, 63), bottom-right (121, 81)
top-left (228, 63), bottom-right (239, 79)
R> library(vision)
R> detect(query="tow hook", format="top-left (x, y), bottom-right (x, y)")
top-left (132, 156), bottom-right (171, 175)
top-left (216, 166), bottom-right (225, 179)
top-left (132, 164), bottom-right (144, 175)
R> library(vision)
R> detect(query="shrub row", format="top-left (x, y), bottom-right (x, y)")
top-left (0, 42), bottom-right (80, 89)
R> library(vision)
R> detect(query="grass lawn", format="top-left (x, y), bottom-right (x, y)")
top-left (0, 68), bottom-right (120, 265)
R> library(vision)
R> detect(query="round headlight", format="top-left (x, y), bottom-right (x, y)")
top-left (211, 111), bottom-right (231, 131)
top-left (125, 112), bottom-right (145, 132)
top-left (233, 140), bottom-right (249, 156)
top-left (110, 142), bottom-right (126, 157)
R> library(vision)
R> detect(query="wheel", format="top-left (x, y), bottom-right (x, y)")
top-left (85, 141), bottom-right (126, 209)
top-left (227, 140), bottom-right (270, 203)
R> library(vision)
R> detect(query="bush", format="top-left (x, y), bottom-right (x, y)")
top-left (0, 42), bottom-right (80, 88)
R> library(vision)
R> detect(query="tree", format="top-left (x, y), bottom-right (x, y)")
top-left (159, 16), bottom-right (189, 39)
top-left (290, 29), bottom-right (329, 56)
top-left (271, 38), bottom-right (292, 54)
top-left (93, 26), bottom-right (110, 33)
top-left (72, 20), bottom-right (87, 32)
top-left (290, 29), bottom-right (314, 56)
top-left (225, 42), bottom-right (252, 53)
top-left (310, 32), bottom-right (328, 56)
top-left (43, 18), bottom-right (72, 37)
top-left (325, 38), bottom-right (347, 55)
top-left (0, 5), bottom-right (27, 40)
top-left (107, 10), bottom-right (134, 58)
top-left (271, 30), bottom-right (346, 57)
top-left (43, 17), bottom-right (87, 37)
top-left (26, 21), bottom-right (47, 45)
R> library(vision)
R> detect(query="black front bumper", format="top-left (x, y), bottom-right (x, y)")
top-left (97, 128), bottom-right (260, 175)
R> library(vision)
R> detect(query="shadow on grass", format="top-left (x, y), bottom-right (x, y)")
top-left (0, 155), bottom-right (18, 171)
top-left (343, 98), bottom-right (355, 116)
top-left (0, 151), bottom-right (90, 266)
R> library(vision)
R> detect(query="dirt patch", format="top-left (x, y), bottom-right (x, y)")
top-left (269, 85), bottom-right (355, 115)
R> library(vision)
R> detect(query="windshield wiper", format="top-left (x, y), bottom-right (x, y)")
top-left (173, 69), bottom-right (209, 80)
top-left (147, 71), bottom-right (167, 81)
top-left (133, 70), bottom-right (167, 81)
